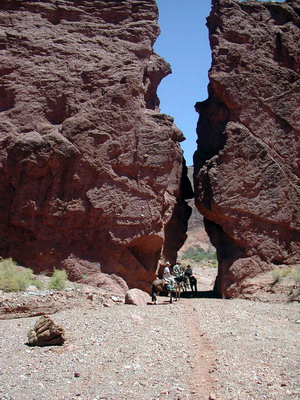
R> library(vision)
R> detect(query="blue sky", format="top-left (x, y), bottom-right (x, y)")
top-left (154, 0), bottom-right (211, 166)
top-left (154, 0), bottom-right (285, 166)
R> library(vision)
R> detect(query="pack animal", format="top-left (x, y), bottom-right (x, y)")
top-left (173, 274), bottom-right (188, 301)
top-left (189, 275), bottom-right (197, 296)
top-left (151, 274), bottom-right (188, 304)
top-left (151, 279), bottom-right (173, 304)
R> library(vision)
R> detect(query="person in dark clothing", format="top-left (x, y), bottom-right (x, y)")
top-left (184, 265), bottom-right (197, 294)
top-left (184, 265), bottom-right (193, 278)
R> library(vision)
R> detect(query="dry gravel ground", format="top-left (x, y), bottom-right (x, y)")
top-left (0, 269), bottom-right (299, 400)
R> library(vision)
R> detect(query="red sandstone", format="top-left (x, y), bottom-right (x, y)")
top-left (0, 0), bottom-right (192, 292)
top-left (194, 0), bottom-right (300, 298)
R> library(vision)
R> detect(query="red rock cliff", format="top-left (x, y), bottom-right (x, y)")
top-left (0, 0), bottom-right (192, 291)
top-left (194, 0), bottom-right (300, 297)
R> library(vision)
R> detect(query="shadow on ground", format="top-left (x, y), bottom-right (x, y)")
top-left (180, 290), bottom-right (220, 299)
top-left (147, 291), bottom-right (220, 306)
top-left (157, 290), bottom-right (220, 299)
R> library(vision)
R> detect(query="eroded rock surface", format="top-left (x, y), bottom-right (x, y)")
top-left (194, 0), bottom-right (300, 297)
top-left (0, 0), bottom-right (192, 291)
top-left (27, 315), bottom-right (65, 346)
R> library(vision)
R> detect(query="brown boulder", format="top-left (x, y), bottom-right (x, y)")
top-left (124, 288), bottom-right (151, 305)
top-left (0, 1), bottom-right (192, 291)
top-left (194, 0), bottom-right (300, 298)
top-left (27, 315), bottom-right (65, 346)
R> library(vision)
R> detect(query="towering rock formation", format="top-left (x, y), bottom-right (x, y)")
top-left (0, 0), bottom-right (192, 291)
top-left (194, 0), bottom-right (300, 297)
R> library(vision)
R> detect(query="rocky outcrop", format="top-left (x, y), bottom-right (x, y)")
top-left (0, 0), bottom-right (192, 291)
top-left (194, 0), bottom-right (300, 298)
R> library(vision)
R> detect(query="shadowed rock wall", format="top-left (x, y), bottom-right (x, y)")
top-left (194, 0), bottom-right (300, 297)
top-left (0, 0), bottom-right (192, 291)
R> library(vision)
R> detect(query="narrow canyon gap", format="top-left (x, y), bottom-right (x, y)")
top-left (194, 0), bottom-right (300, 298)
top-left (0, 0), bottom-right (193, 291)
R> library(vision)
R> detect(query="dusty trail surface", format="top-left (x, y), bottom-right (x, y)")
top-left (0, 269), bottom-right (299, 400)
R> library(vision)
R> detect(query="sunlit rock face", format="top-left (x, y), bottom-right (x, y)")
top-left (194, 0), bottom-right (300, 298)
top-left (0, 0), bottom-right (192, 291)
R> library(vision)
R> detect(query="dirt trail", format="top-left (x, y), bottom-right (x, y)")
top-left (182, 299), bottom-right (214, 398)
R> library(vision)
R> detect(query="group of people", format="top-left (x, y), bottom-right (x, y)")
top-left (162, 261), bottom-right (194, 287)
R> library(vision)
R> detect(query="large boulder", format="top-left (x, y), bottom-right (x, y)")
top-left (124, 288), bottom-right (151, 305)
top-left (194, 0), bottom-right (300, 298)
top-left (0, 1), bottom-right (192, 291)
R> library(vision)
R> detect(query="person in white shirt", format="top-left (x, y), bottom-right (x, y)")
top-left (163, 261), bottom-right (171, 280)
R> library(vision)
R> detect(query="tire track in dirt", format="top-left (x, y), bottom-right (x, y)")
top-left (182, 298), bottom-right (215, 399)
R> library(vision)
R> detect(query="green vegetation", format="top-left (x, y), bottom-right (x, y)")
top-left (272, 265), bottom-right (300, 286)
top-left (292, 266), bottom-right (300, 284)
top-left (0, 259), bottom-right (69, 292)
top-left (181, 245), bottom-right (217, 267)
top-left (282, 267), bottom-right (292, 278)
top-left (0, 258), bottom-right (43, 292)
top-left (271, 268), bottom-right (283, 284)
top-left (47, 269), bottom-right (68, 290)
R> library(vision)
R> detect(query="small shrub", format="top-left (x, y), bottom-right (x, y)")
top-left (292, 267), bottom-right (300, 284)
top-left (32, 279), bottom-right (44, 290)
top-left (282, 267), bottom-right (291, 277)
top-left (48, 269), bottom-right (68, 290)
top-left (271, 268), bottom-right (282, 284)
top-left (0, 258), bottom-right (36, 292)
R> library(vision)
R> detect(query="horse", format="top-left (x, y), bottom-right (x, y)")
top-left (151, 274), bottom-right (189, 304)
top-left (188, 275), bottom-right (197, 296)
top-left (151, 279), bottom-right (172, 304)
top-left (173, 274), bottom-right (189, 301)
